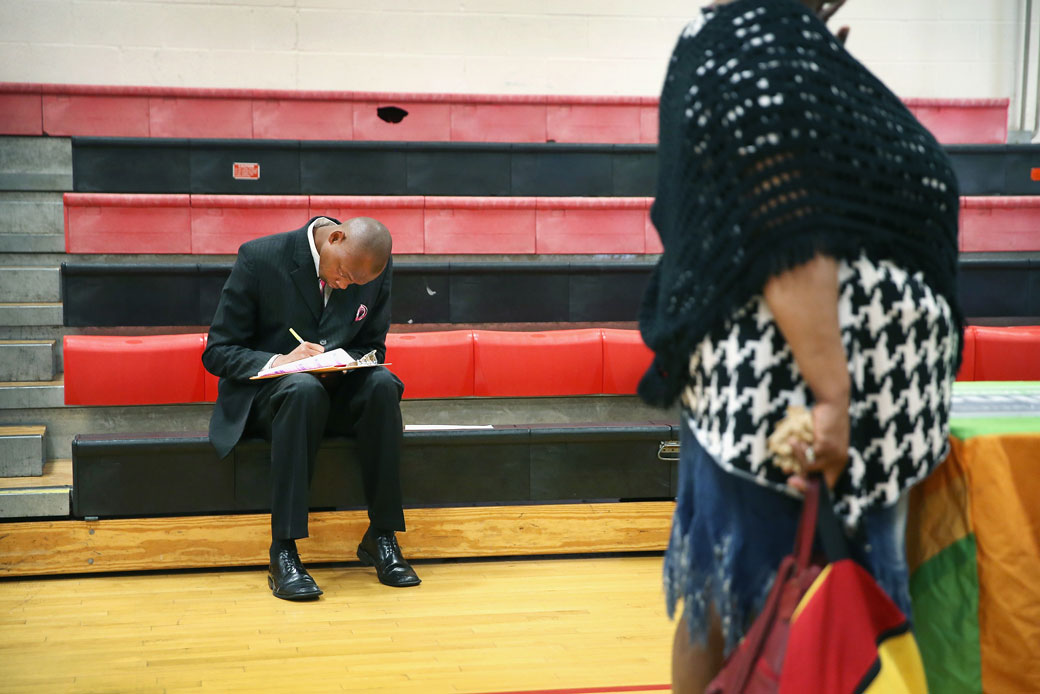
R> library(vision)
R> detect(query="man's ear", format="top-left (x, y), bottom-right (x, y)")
top-left (327, 229), bottom-right (344, 244)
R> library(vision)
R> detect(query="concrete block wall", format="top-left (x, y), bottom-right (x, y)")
top-left (0, 0), bottom-right (1031, 111)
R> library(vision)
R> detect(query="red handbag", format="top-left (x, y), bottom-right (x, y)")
top-left (706, 479), bottom-right (927, 694)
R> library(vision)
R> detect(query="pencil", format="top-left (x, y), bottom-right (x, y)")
top-left (289, 327), bottom-right (304, 344)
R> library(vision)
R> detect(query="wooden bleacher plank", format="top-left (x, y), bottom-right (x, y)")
top-left (0, 501), bottom-right (673, 578)
top-left (0, 375), bottom-right (64, 388)
top-left (0, 425), bottom-right (46, 437)
top-left (0, 459), bottom-right (71, 490)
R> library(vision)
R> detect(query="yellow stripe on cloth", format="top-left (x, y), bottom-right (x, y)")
top-left (790, 563), bottom-right (831, 622)
top-left (862, 630), bottom-right (928, 694)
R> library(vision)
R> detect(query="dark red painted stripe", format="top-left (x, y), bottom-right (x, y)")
top-left (470, 684), bottom-right (670, 694)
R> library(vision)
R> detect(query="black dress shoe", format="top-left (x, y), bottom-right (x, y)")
top-left (268, 548), bottom-right (323, 601)
top-left (356, 528), bottom-right (421, 587)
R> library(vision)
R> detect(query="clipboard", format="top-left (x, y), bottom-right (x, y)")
top-left (249, 361), bottom-right (392, 380)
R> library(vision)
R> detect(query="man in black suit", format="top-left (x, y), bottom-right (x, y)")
top-left (203, 215), bottom-right (420, 600)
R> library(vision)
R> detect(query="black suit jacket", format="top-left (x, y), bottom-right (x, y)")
top-left (202, 218), bottom-right (393, 459)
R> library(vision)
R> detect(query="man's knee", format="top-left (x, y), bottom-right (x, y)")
top-left (363, 368), bottom-right (404, 403)
top-left (277, 373), bottom-right (330, 410)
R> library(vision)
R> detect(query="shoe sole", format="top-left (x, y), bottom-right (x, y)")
top-left (267, 575), bottom-right (323, 601)
top-left (356, 546), bottom-right (421, 587)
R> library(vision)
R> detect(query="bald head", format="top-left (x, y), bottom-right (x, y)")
top-left (341, 217), bottom-right (392, 269)
top-left (315, 216), bottom-right (392, 291)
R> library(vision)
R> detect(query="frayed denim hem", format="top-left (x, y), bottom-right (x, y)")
top-left (663, 513), bottom-right (778, 655)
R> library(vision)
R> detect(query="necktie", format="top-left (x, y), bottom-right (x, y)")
top-left (319, 279), bottom-right (326, 310)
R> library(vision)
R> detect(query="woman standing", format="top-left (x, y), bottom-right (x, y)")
top-left (639, 0), bottom-right (962, 690)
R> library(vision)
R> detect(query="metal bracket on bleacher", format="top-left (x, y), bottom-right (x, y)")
top-left (657, 440), bottom-right (679, 461)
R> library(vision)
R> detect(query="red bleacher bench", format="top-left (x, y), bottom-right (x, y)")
top-left (64, 329), bottom-right (655, 406)
top-left (959, 197), bottom-right (1040, 252)
top-left (969, 325), bottom-right (1040, 381)
top-left (957, 327), bottom-right (976, 382)
top-left (601, 328), bottom-right (654, 394)
top-left (386, 331), bottom-right (476, 398)
top-left (190, 195), bottom-right (310, 255)
top-left (473, 328), bottom-right (605, 397)
top-left (63, 194), bottom-right (656, 255)
top-left (903, 98), bottom-right (1009, 148)
top-left (2, 83), bottom-right (1009, 144)
top-left (61, 326), bottom-right (1035, 407)
top-left (65, 193), bottom-right (1037, 256)
top-left (64, 194), bottom-right (192, 255)
top-left (311, 196), bottom-right (425, 254)
top-left (64, 333), bottom-right (207, 406)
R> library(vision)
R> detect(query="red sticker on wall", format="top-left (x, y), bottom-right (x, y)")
top-left (1031, 167), bottom-right (1040, 182)
top-left (233, 162), bottom-right (260, 180)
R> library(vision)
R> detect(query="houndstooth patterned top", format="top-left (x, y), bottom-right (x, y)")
top-left (681, 252), bottom-right (959, 528)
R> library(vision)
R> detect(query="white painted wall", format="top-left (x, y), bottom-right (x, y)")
top-left (0, 0), bottom-right (1033, 108)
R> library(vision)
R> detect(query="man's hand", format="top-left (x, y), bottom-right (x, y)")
top-left (786, 396), bottom-right (851, 492)
top-left (271, 341), bottom-right (324, 368)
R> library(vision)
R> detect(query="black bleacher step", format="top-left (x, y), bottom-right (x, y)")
top-left (947, 145), bottom-right (1040, 196)
top-left (62, 260), bottom-right (655, 327)
top-left (71, 423), bottom-right (679, 519)
top-left (71, 138), bottom-right (1038, 197)
top-left (61, 255), bottom-right (1040, 328)
top-left (958, 252), bottom-right (1040, 320)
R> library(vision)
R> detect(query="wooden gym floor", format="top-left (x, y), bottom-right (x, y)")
top-left (0, 554), bottom-right (673, 694)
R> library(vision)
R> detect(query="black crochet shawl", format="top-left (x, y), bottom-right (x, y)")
top-left (639, 0), bottom-right (962, 407)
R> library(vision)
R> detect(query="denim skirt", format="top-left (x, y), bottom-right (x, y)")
top-left (663, 421), bottom-right (913, 655)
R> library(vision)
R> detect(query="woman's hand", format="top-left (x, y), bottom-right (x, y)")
top-left (763, 253), bottom-right (851, 490)
top-left (815, 0), bottom-right (850, 44)
top-left (786, 396), bottom-right (850, 492)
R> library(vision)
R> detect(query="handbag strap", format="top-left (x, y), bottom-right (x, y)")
top-left (726, 481), bottom-right (821, 692)
top-left (815, 479), bottom-right (853, 562)
top-left (792, 478), bottom-right (820, 569)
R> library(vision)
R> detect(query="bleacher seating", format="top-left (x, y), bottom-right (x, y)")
top-left (64, 193), bottom-right (1040, 255)
top-left (959, 197), bottom-right (1040, 251)
top-left (63, 333), bottom-right (208, 406)
top-left (60, 325), bottom-right (1040, 408)
top-left (63, 329), bottom-right (655, 406)
top-left (969, 325), bottom-right (1040, 381)
top-left (69, 137), bottom-right (1040, 197)
top-left (70, 423), bottom-right (679, 519)
top-left (64, 194), bottom-right (658, 255)
top-left (0, 83), bottom-right (1010, 144)
top-left (58, 257), bottom-right (1040, 328)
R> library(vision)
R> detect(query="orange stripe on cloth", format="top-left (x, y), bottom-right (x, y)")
top-left (906, 436), bottom-right (973, 574)
top-left (959, 433), bottom-right (1040, 692)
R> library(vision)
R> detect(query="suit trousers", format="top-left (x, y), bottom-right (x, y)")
top-left (245, 367), bottom-right (407, 540)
